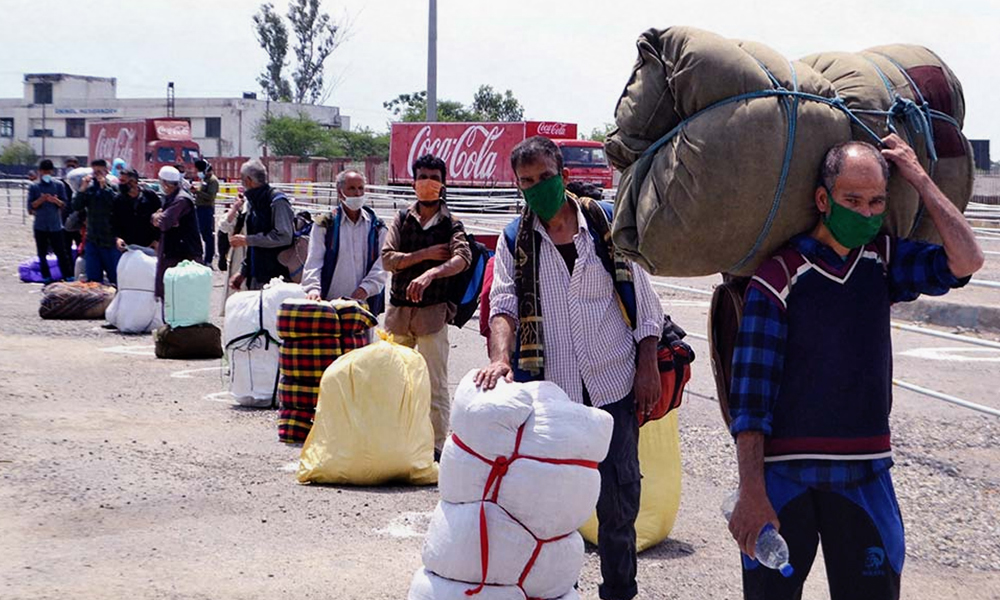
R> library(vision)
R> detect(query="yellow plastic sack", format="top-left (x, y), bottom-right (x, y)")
top-left (579, 411), bottom-right (682, 552)
top-left (297, 334), bottom-right (439, 486)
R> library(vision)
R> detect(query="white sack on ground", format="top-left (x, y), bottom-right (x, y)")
top-left (224, 279), bottom-right (304, 406)
top-left (105, 247), bottom-right (162, 333)
top-left (440, 373), bottom-right (613, 538)
top-left (421, 501), bottom-right (584, 600)
top-left (407, 568), bottom-right (581, 600)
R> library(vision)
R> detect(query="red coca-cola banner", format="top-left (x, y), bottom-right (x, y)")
top-left (525, 121), bottom-right (577, 139)
top-left (389, 122), bottom-right (527, 186)
top-left (153, 120), bottom-right (192, 141)
top-left (89, 121), bottom-right (142, 168)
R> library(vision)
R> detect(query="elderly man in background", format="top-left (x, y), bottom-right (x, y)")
top-left (151, 166), bottom-right (202, 299)
top-left (229, 159), bottom-right (295, 290)
top-left (302, 169), bottom-right (387, 311)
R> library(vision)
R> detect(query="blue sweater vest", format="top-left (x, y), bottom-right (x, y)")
top-left (750, 237), bottom-right (894, 461)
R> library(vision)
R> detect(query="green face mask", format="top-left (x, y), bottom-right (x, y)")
top-left (823, 188), bottom-right (884, 249)
top-left (521, 175), bottom-right (566, 221)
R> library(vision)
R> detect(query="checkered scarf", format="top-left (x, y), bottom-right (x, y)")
top-left (514, 194), bottom-right (633, 377)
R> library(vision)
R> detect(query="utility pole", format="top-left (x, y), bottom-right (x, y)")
top-left (427, 0), bottom-right (438, 122)
top-left (167, 82), bottom-right (175, 118)
top-left (41, 103), bottom-right (46, 157)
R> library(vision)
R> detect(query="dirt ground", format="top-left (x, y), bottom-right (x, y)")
top-left (2, 211), bottom-right (999, 599)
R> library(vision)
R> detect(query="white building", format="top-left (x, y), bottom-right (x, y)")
top-left (0, 73), bottom-right (349, 166)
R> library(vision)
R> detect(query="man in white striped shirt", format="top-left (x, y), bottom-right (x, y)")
top-left (475, 136), bottom-right (664, 600)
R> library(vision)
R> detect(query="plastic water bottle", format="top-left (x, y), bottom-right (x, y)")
top-left (722, 491), bottom-right (795, 578)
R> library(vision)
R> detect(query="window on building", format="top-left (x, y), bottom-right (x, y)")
top-left (33, 82), bottom-right (53, 105)
top-left (31, 128), bottom-right (54, 137)
top-left (66, 118), bottom-right (86, 138)
top-left (0, 118), bottom-right (12, 137)
top-left (205, 117), bottom-right (221, 138)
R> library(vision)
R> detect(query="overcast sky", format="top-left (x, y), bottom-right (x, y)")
top-left (2, 0), bottom-right (997, 146)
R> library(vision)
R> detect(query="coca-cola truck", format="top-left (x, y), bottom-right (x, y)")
top-left (88, 119), bottom-right (202, 179)
top-left (388, 121), bottom-right (614, 189)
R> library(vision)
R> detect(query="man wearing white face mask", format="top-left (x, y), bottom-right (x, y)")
top-left (301, 170), bottom-right (388, 312)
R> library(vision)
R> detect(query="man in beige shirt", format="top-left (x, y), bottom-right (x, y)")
top-left (382, 154), bottom-right (471, 458)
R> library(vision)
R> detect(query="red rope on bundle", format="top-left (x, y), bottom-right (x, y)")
top-left (450, 424), bottom-right (599, 597)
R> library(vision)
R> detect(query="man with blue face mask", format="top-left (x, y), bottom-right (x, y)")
top-left (726, 134), bottom-right (984, 600)
top-left (301, 169), bottom-right (388, 309)
top-left (27, 159), bottom-right (74, 283)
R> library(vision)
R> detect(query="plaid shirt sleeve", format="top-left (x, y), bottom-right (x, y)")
top-left (888, 237), bottom-right (970, 303)
top-left (729, 285), bottom-right (787, 437)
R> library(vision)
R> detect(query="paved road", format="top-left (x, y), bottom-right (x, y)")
top-left (2, 211), bottom-right (999, 599)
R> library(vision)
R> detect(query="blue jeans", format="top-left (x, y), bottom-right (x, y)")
top-left (196, 205), bottom-right (215, 265)
top-left (84, 240), bottom-right (121, 285)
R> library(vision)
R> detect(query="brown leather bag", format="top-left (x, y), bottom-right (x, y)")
top-left (707, 277), bottom-right (749, 427)
top-left (154, 323), bottom-right (223, 360)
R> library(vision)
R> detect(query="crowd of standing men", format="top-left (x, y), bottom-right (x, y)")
top-left (24, 130), bottom-right (985, 600)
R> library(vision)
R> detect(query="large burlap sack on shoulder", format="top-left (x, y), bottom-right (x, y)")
top-left (607, 26), bottom-right (972, 277)
top-left (296, 334), bottom-right (438, 486)
top-left (801, 45), bottom-right (973, 244)
top-left (39, 281), bottom-right (116, 320)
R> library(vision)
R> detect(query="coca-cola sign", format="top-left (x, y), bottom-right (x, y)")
top-left (390, 122), bottom-right (527, 186)
top-left (92, 125), bottom-right (138, 166)
top-left (153, 120), bottom-right (192, 141)
top-left (525, 121), bottom-right (578, 140)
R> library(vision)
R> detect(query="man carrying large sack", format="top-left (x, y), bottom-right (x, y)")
top-left (475, 136), bottom-right (665, 600)
top-left (726, 134), bottom-right (983, 600)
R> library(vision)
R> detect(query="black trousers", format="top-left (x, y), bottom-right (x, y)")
top-left (589, 389), bottom-right (642, 600)
top-left (742, 471), bottom-right (903, 600)
top-left (34, 229), bottom-right (73, 281)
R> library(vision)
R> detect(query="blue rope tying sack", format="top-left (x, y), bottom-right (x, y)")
top-left (628, 57), bottom-right (963, 274)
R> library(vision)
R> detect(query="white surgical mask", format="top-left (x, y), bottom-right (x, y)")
top-left (342, 194), bottom-right (366, 211)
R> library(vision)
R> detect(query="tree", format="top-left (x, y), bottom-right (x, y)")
top-left (255, 113), bottom-right (330, 157)
top-left (252, 0), bottom-right (346, 104)
top-left (384, 88), bottom-right (524, 122)
top-left (287, 0), bottom-right (345, 104)
top-left (253, 3), bottom-right (293, 102)
top-left (588, 122), bottom-right (615, 142)
top-left (0, 141), bottom-right (38, 166)
top-left (471, 85), bottom-right (524, 121)
top-left (326, 127), bottom-right (390, 159)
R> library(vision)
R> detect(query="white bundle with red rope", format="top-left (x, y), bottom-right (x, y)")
top-left (411, 371), bottom-right (613, 600)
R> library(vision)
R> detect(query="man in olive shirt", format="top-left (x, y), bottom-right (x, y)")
top-left (193, 159), bottom-right (220, 267)
top-left (382, 154), bottom-right (471, 457)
